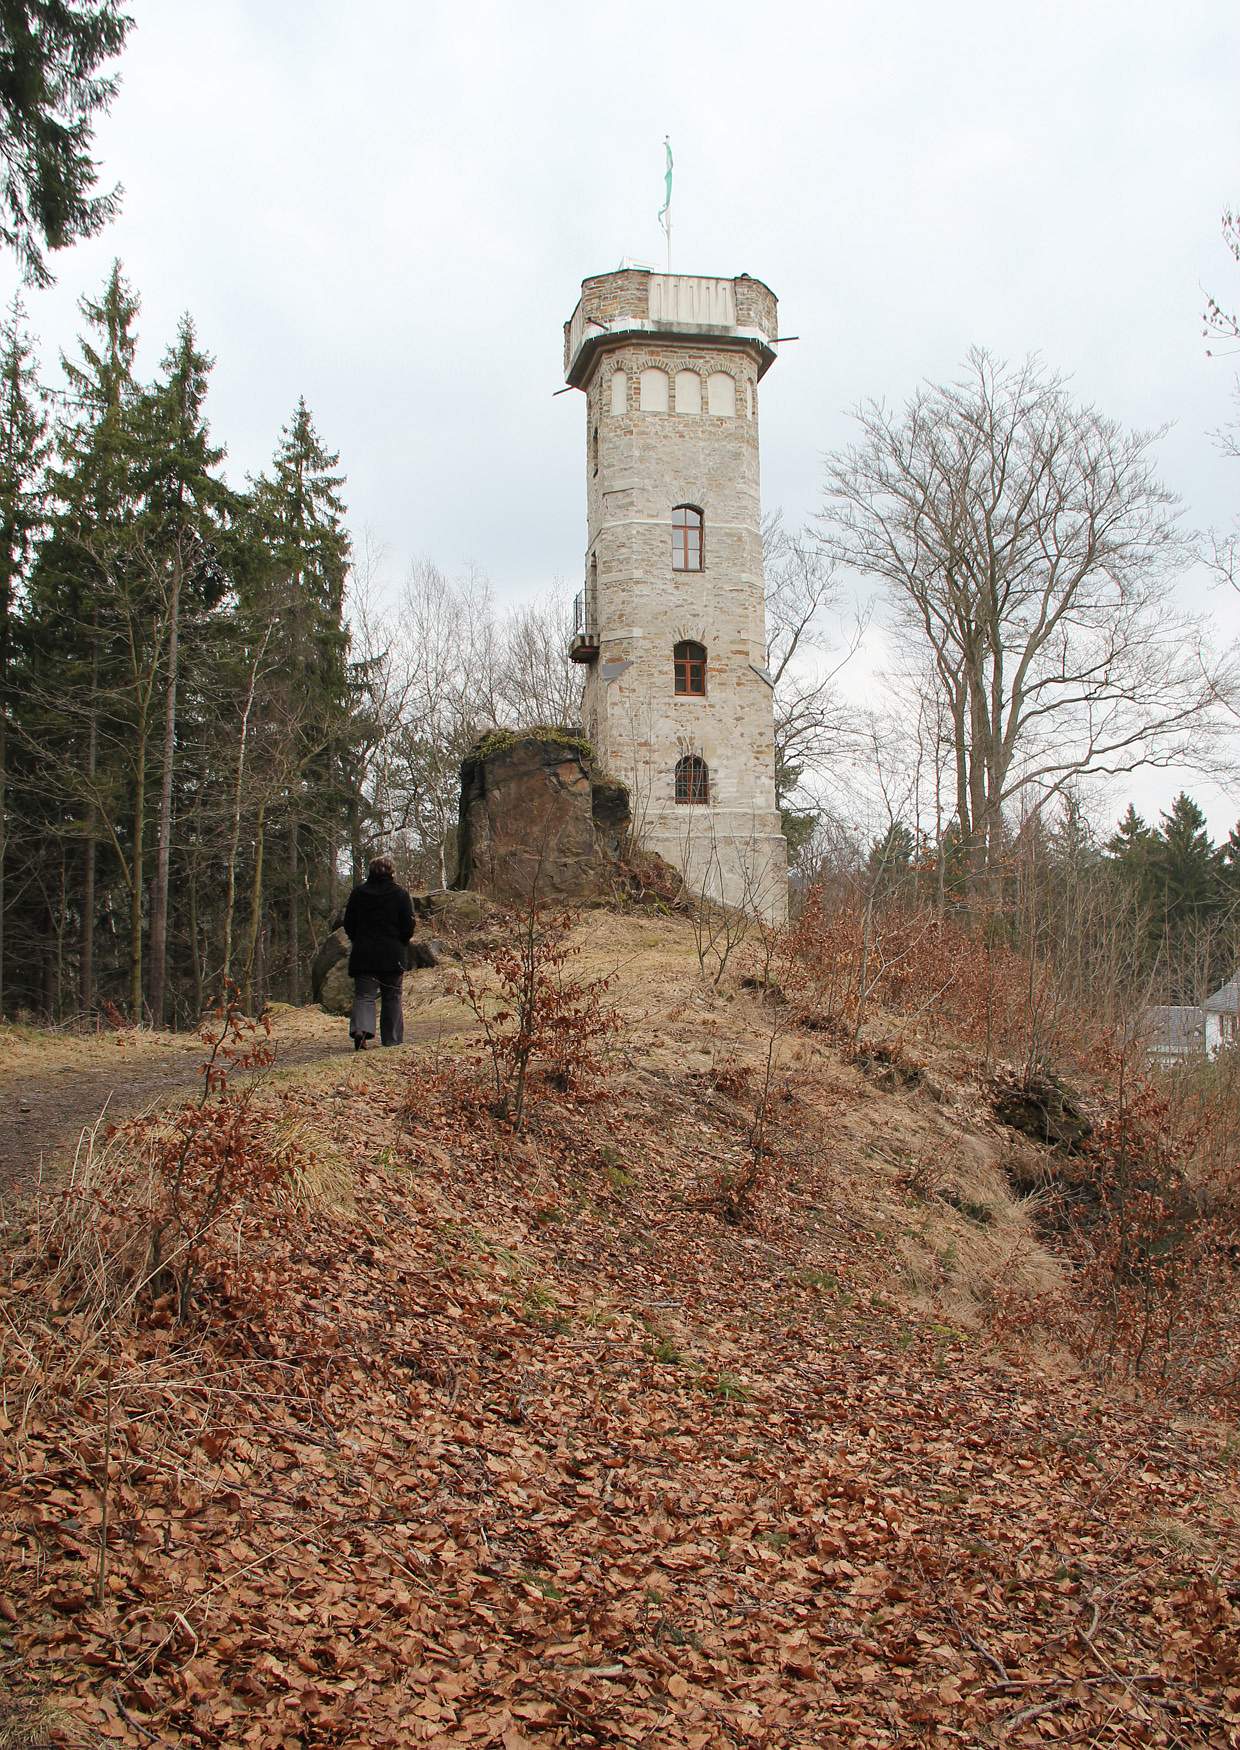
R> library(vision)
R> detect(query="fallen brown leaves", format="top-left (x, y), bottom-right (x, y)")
top-left (1, 1031), bottom-right (1238, 1746)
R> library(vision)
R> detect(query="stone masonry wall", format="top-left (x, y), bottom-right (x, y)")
top-left (569, 272), bottom-right (788, 921)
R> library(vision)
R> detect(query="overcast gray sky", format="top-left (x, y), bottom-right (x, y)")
top-left (5, 0), bottom-right (1240, 824)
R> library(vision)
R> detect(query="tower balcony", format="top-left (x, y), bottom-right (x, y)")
top-left (569, 589), bottom-right (598, 663)
top-left (564, 271), bottom-right (778, 389)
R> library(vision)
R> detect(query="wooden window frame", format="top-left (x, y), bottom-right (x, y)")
top-left (671, 504), bottom-right (703, 572)
top-left (673, 640), bottom-right (706, 697)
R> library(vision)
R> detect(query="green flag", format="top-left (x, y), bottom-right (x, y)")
top-left (658, 137), bottom-right (673, 234)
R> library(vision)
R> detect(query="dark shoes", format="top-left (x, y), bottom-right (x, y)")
top-left (352, 1033), bottom-right (373, 1052)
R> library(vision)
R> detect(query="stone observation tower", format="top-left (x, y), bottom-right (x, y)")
top-left (563, 268), bottom-right (788, 920)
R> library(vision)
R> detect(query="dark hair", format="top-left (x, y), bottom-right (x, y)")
top-left (368, 854), bottom-right (396, 881)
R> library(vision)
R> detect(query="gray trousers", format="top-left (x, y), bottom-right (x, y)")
top-left (351, 972), bottom-right (404, 1045)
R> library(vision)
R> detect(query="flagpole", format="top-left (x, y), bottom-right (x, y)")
top-left (658, 136), bottom-right (673, 274)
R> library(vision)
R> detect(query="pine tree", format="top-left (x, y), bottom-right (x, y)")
top-left (0, 0), bottom-right (132, 285)
top-left (0, 294), bottom-right (48, 1009)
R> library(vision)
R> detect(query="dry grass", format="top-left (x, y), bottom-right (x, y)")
top-left (0, 1701), bottom-right (68, 1749)
top-left (0, 1002), bottom-right (343, 1079)
top-left (562, 909), bottom-right (1067, 1324)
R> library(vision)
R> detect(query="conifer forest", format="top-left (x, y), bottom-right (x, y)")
top-left (0, 267), bottom-right (361, 1023)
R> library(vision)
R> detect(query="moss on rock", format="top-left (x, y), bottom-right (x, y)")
top-left (470, 725), bottom-right (596, 767)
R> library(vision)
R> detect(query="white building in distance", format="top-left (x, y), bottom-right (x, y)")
top-left (1203, 975), bottom-right (1240, 1057)
top-left (564, 268), bottom-right (788, 922)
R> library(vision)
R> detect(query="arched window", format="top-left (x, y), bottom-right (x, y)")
top-left (707, 371), bottom-right (736, 416)
top-left (671, 504), bottom-right (703, 571)
top-left (746, 379), bottom-right (754, 418)
top-left (673, 640), bottom-right (706, 696)
top-left (610, 370), bottom-right (627, 414)
top-left (675, 754), bottom-right (709, 805)
top-left (592, 424), bottom-right (599, 476)
top-left (674, 370), bottom-right (701, 414)
top-left (640, 367), bottom-right (669, 412)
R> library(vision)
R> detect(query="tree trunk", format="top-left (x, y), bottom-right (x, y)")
top-left (0, 562), bottom-right (8, 1013)
top-left (349, 788), bottom-right (363, 893)
top-left (81, 635), bottom-right (99, 1012)
top-left (40, 903), bottom-right (54, 1018)
top-left (54, 849), bottom-right (67, 1019)
top-left (148, 547), bottom-right (182, 1026)
top-left (242, 799), bottom-right (266, 1015)
top-left (0, 708), bottom-right (6, 1016)
top-left (220, 626), bottom-right (270, 993)
top-left (286, 814), bottom-right (300, 1003)
top-left (129, 726), bottom-right (146, 1021)
top-left (188, 866), bottom-right (203, 1021)
top-left (326, 741), bottom-right (339, 918)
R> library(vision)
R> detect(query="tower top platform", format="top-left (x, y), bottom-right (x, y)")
top-left (563, 269), bottom-right (778, 389)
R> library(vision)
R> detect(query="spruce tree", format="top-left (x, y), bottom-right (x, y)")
top-left (1048, 790), bottom-right (1099, 878)
top-left (928, 819), bottom-right (969, 906)
top-left (868, 821), bottom-right (915, 895)
top-left (1220, 819), bottom-right (1240, 890)
top-left (1148, 793), bottom-right (1219, 927)
top-left (1105, 803), bottom-right (1156, 905)
top-left (0, 0), bottom-right (132, 285)
top-left (243, 400), bottom-right (352, 1003)
top-left (23, 260), bottom-right (146, 1013)
top-left (137, 315), bottom-right (232, 1024)
top-left (0, 293), bottom-right (47, 1009)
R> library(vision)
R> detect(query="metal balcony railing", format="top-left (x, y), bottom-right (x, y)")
top-left (570, 590), bottom-right (598, 663)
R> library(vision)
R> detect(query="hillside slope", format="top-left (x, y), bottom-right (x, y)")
top-left (2, 912), bottom-right (1237, 1748)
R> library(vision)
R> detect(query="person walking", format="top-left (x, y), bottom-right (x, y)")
top-left (342, 854), bottom-right (414, 1049)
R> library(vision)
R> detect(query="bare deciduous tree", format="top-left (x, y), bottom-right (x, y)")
top-left (762, 512), bottom-right (861, 813)
top-left (496, 587), bottom-right (582, 729)
top-left (366, 564), bottom-right (581, 886)
top-left (1203, 207), bottom-right (1240, 632)
top-left (820, 348), bottom-right (1221, 891)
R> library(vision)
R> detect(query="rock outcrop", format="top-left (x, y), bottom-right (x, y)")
top-left (319, 958), bottom-right (354, 1017)
top-left (311, 927), bottom-right (349, 1002)
top-left (991, 1065), bottom-right (1093, 1152)
top-left (409, 889), bottom-right (486, 930)
top-left (312, 922), bottom-right (445, 1018)
top-left (455, 730), bottom-right (630, 906)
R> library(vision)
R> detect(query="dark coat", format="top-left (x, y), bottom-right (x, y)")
top-left (343, 874), bottom-right (414, 976)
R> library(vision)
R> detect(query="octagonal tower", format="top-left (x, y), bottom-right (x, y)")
top-left (564, 268), bottom-right (788, 920)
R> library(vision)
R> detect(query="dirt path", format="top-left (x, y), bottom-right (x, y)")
top-left (0, 990), bottom-right (474, 1198)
